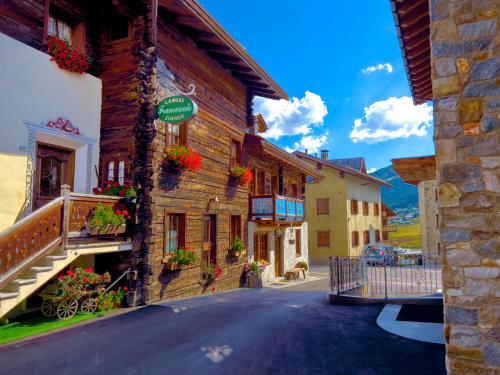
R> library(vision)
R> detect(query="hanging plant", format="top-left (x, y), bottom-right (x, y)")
top-left (165, 145), bottom-right (202, 172)
top-left (229, 165), bottom-right (253, 187)
top-left (46, 36), bottom-right (90, 74)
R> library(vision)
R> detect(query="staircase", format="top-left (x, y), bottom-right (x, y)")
top-left (0, 186), bottom-right (132, 319)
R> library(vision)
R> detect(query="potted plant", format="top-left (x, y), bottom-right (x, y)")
top-left (229, 165), bottom-right (253, 187)
top-left (86, 203), bottom-right (127, 235)
top-left (164, 247), bottom-right (197, 271)
top-left (244, 261), bottom-right (267, 288)
top-left (165, 145), bottom-right (202, 172)
top-left (93, 181), bottom-right (138, 202)
top-left (231, 236), bottom-right (246, 257)
top-left (46, 36), bottom-right (90, 74)
top-left (202, 262), bottom-right (222, 285)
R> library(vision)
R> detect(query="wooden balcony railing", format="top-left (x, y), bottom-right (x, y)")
top-left (0, 185), bottom-right (129, 288)
top-left (383, 225), bottom-right (398, 233)
top-left (249, 194), bottom-right (305, 223)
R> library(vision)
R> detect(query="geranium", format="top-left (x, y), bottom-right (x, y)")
top-left (244, 261), bottom-right (266, 275)
top-left (165, 145), bottom-right (202, 172)
top-left (46, 36), bottom-right (90, 74)
top-left (230, 165), bottom-right (252, 187)
top-left (93, 181), bottom-right (137, 198)
top-left (89, 203), bottom-right (126, 229)
top-left (202, 262), bottom-right (222, 284)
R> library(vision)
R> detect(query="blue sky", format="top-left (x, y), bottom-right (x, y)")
top-left (199, 0), bottom-right (435, 171)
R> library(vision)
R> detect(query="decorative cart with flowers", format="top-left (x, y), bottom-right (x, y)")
top-left (244, 261), bottom-right (268, 288)
top-left (39, 268), bottom-right (128, 320)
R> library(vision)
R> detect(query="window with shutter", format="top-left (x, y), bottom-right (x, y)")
top-left (230, 215), bottom-right (241, 246)
top-left (254, 233), bottom-right (269, 262)
top-left (230, 140), bottom-right (241, 167)
top-left (374, 203), bottom-right (380, 216)
top-left (375, 230), bottom-right (381, 243)
top-left (363, 230), bottom-right (370, 245)
top-left (351, 200), bottom-right (359, 215)
top-left (317, 231), bottom-right (330, 247)
top-left (164, 212), bottom-right (186, 257)
top-left (363, 201), bottom-right (369, 216)
top-left (316, 198), bottom-right (329, 215)
top-left (351, 231), bottom-right (360, 247)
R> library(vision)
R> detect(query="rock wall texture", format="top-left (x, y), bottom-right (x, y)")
top-left (430, 0), bottom-right (500, 373)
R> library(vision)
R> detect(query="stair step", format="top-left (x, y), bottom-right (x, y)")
top-left (30, 266), bottom-right (53, 273)
top-left (0, 292), bottom-right (20, 300)
top-left (12, 278), bottom-right (37, 286)
top-left (46, 255), bottom-right (68, 261)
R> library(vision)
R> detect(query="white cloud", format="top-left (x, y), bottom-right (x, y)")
top-left (284, 132), bottom-right (329, 154)
top-left (350, 96), bottom-right (433, 144)
top-left (361, 63), bottom-right (393, 74)
top-left (255, 91), bottom-right (328, 140)
top-left (367, 168), bottom-right (377, 174)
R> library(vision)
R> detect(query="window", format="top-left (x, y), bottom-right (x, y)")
top-left (435, 213), bottom-right (439, 228)
top-left (316, 198), bottom-right (329, 215)
top-left (265, 174), bottom-right (272, 194)
top-left (230, 215), bottom-right (241, 246)
top-left (230, 139), bottom-right (241, 167)
top-left (375, 230), bottom-right (381, 243)
top-left (351, 199), bottom-right (359, 215)
top-left (271, 176), bottom-right (278, 194)
top-left (295, 229), bottom-right (301, 257)
top-left (382, 231), bottom-right (389, 241)
top-left (317, 231), bottom-right (330, 247)
top-left (164, 212), bottom-right (185, 256)
top-left (254, 233), bottom-right (269, 262)
top-left (107, 13), bottom-right (130, 41)
top-left (257, 170), bottom-right (266, 195)
top-left (48, 15), bottom-right (73, 41)
top-left (374, 203), bottom-right (380, 216)
top-left (363, 230), bottom-right (370, 245)
top-left (292, 184), bottom-right (298, 197)
top-left (351, 231), bottom-right (360, 247)
top-left (165, 122), bottom-right (186, 146)
top-left (118, 161), bottom-right (125, 185)
top-left (107, 161), bottom-right (115, 181)
top-left (363, 201), bottom-right (369, 216)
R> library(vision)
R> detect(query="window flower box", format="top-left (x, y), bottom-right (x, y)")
top-left (46, 36), bottom-right (90, 74)
top-left (229, 165), bottom-right (253, 187)
top-left (165, 145), bottom-right (202, 172)
top-left (86, 203), bottom-right (127, 236)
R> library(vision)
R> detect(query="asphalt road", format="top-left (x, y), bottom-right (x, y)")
top-left (0, 277), bottom-right (445, 375)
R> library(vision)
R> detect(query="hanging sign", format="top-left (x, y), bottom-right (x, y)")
top-left (156, 95), bottom-right (198, 124)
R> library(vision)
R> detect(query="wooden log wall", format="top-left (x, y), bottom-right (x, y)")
top-left (0, 0), bottom-right (45, 50)
top-left (140, 18), bottom-right (252, 302)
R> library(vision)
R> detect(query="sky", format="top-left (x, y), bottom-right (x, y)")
top-left (199, 0), bottom-right (436, 171)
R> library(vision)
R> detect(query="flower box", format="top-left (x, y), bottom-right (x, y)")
top-left (163, 260), bottom-right (180, 271)
top-left (46, 36), bottom-right (90, 74)
top-left (229, 165), bottom-right (253, 187)
top-left (86, 223), bottom-right (126, 236)
top-left (165, 145), bottom-right (202, 172)
top-left (247, 274), bottom-right (263, 288)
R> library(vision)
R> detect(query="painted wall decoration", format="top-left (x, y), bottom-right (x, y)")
top-left (156, 95), bottom-right (198, 124)
top-left (46, 117), bottom-right (81, 135)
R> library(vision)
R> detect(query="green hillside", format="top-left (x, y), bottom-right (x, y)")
top-left (370, 165), bottom-right (418, 211)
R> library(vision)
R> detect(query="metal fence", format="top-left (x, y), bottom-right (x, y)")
top-left (329, 254), bottom-right (442, 299)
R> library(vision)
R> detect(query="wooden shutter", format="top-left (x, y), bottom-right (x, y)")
top-left (375, 230), bottom-right (381, 243)
top-left (363, 230), bottom-right (370, 245)
top-left (316, 198), bottom-right (329, 215)
top-left (374, 203), bottom-right (380, 216)
top-left (317, 231), bottom-right (330, 247)
top-left (351, 200), bottom-right (358, 215)
top-left (363, 202), bottom-right (369, 216)
top-left (352, 231), bottom-right (359, 247)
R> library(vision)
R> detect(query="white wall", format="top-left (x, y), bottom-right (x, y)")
top-left (247, 222), bottom-right (309, 285)
top-left (0, 33), bottom-right (102, 230)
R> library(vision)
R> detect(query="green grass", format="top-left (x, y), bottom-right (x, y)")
top-left (388, 220), bottom-right (421, 249)
top-left (0, 311), bottom-right (108, 345)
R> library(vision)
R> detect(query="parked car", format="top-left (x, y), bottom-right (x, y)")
top-left (363, 244), bottom-right (397, 266)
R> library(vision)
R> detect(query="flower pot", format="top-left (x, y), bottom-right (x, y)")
top-left (247, 273), bottom-right (263, 288)
top-left (86, 223), bottom-right (126, 236)
top-left (164, 261), bottom-right (180, 271)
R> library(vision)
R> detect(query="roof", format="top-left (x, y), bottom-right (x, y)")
top-left (244, 135), bottom-right (323, 179)
top-left (390, 0), bottom-right (432, 104)
top-left (159, 0), bottom-right (287, 100)
top-left (330, 157), bottom-right (366, 173)
top-left (391, 155), bottom-right (436, 185)
top-left (382, 203), bottom-right (396, 217)
top-left (293, 151), bottom-right (391, 187)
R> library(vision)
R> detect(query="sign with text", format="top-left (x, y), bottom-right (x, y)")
top-left (157, 95), bottom-right (198, 124)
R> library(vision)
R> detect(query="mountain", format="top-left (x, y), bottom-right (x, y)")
top-left (370, 165), bottom-right (418, 211)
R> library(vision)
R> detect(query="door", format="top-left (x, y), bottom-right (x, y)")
top-left (203, 214), bottom-right (217, 266)
top-left (34, 144), bottom-right (74, 209)
top-left (274, 235), bottom-right (283, 277)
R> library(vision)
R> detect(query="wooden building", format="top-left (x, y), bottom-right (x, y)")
top-left (0, 0), bottom-right (301, 313)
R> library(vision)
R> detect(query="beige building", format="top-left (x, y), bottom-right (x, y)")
top-left (392, 156), bottom-right (438, 254)
top-left (294, 151), bottom-right (390, 263)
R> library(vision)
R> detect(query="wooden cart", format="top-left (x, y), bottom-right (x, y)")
top-left (39, 284), bottom-right (101, 320)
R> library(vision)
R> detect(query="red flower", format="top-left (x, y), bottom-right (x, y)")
top-left (92, 187), bottom-right (100, 195)
top-left (116, 210), bottom-right (122, 215)
top-left (84, 267), bottom-right (93, 273)
top-left (59, 274), bottom-right (64, 280)
top-left (123, 287), bottom-right (128, 292)
top-left (122, 210), bottom-right (129, 216)
top-left (83, 276), bottom-right (90, 283)
top-left (66, 270), bottom-right (75, 277)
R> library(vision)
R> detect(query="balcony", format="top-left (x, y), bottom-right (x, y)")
top-left (250, 194), bottom-right (304, 223)
top-left (383, 225), bottom-right (398, 233)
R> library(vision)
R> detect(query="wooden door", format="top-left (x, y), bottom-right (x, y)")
top-left (203, 214), bottom-right (217, 265)
top-left (271, 176), bottom-right (278, 194)
top-left (274, 235), bottom-right (282, 277)
top-left (34, 144), bottom-right (74, 209)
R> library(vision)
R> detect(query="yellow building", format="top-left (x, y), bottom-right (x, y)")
top-left (294, 151), bottom-right (390, 262)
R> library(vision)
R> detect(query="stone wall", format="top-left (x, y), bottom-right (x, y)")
top-left (430, 0), bottom-right (500, 373)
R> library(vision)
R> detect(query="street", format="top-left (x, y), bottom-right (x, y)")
top-left (0, 276), bottom-right (445, 375)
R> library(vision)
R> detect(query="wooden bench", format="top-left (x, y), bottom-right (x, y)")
top-left (284, 268), bottom-right (306, 281)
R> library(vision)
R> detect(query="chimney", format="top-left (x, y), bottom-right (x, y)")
top-left (320, 150), bottom-right (329, 160)
top-left (304, 148), bottom-right (308, 154)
